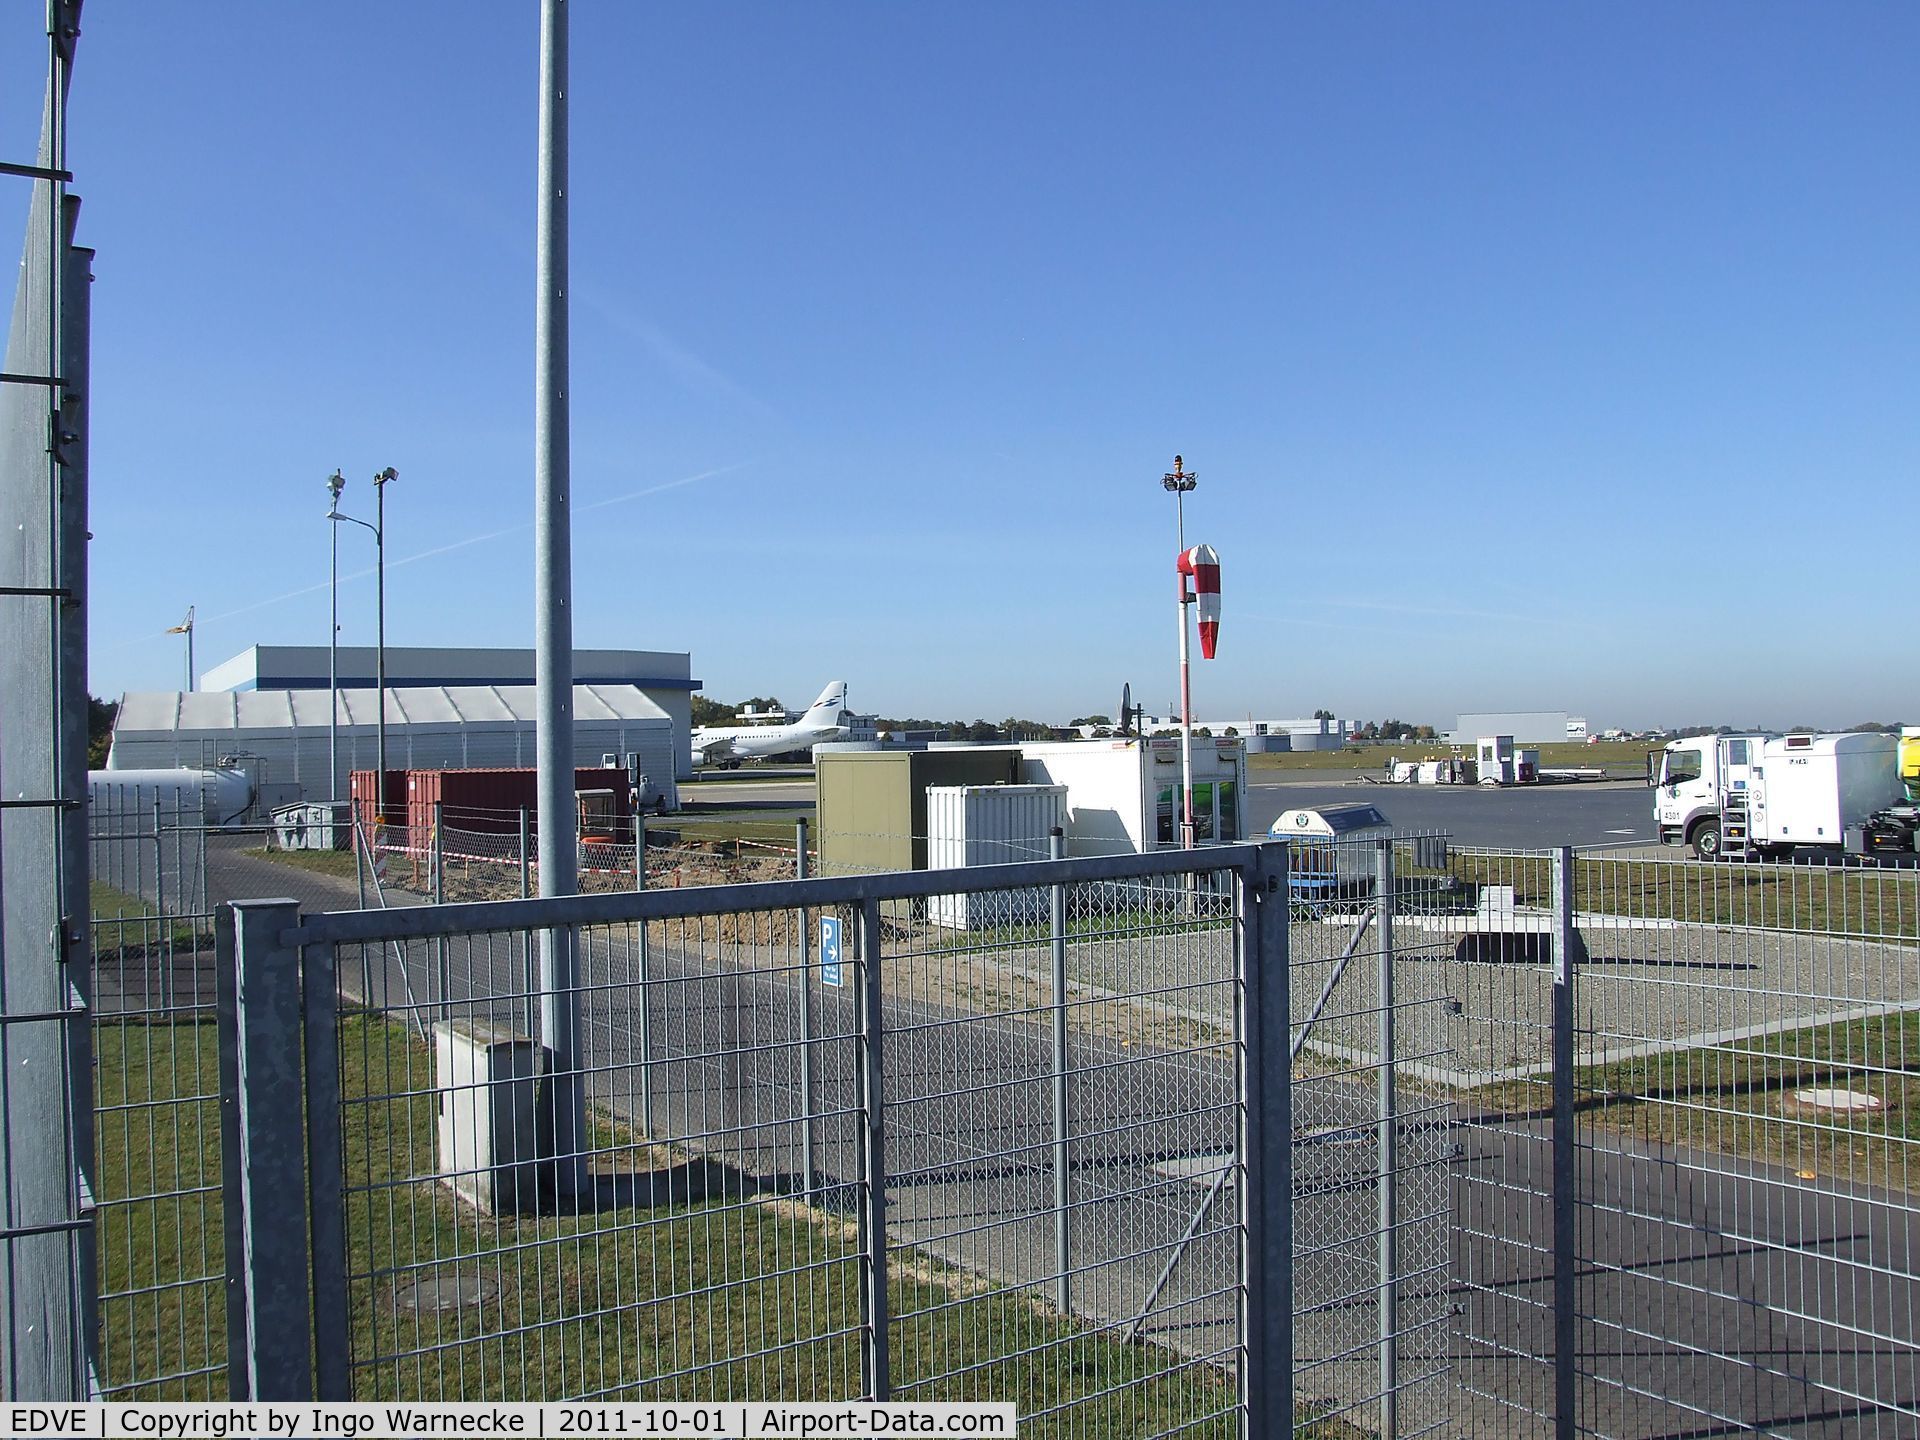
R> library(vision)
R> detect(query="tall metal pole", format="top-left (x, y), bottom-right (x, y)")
top-left (535, 0), bottom-right (586, 1195)
top-left (372, 467), bottom-right (396, 820)
top-left (326, 471), bottom-right (343, 802)
top-left (168, 606), bottom-right (194, 691)
top-left (1162, 456), bottom-right (1197, 848)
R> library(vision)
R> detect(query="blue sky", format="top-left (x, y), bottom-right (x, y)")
top-left (7, 4), bottom-right (1915, 729)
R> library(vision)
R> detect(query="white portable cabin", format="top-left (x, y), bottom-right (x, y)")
top-left (925, 784), bottom-right (1068, 928)
top-left (1268, 804), bottom-right (1394, 891)
top-left (1015, 737), bottom-right (1248, 856)
top-left (1749, 732), bottom-right (1903, 846)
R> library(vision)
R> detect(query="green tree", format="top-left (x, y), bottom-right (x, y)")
top-left (88, 695), bottom-right (118, 769)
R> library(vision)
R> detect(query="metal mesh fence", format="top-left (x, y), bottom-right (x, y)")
top-left (1450, 847), bottom-right (1920, 1437)
top-left (90, 814), bottom-right (1920, 1429)
top-left (1284, 837), bottom-right (1460, 1438)
top-left (304, 860), bottom-right (1259, 1433)
top-left (86, 797), bottom-right (228, 1398)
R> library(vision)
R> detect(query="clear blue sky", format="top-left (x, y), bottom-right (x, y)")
top-left (7, 3), bottom-right (1915, 730)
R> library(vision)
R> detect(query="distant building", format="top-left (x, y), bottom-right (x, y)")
top-left (198, 644), bottom-right (700, 776)
top-left (1137, 715), bottom-right (1349, 752)
top-left (105, 683), bottom-right (681, 810)
top-left (1445, 711), bottom-right (1588, 746)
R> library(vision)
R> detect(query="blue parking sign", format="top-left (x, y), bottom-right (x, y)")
top-left (819, 915), bottom-right (844, 988)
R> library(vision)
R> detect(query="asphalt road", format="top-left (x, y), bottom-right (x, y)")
top-left (1248, 775), bottom-right (1660, 851)
top-left (682, 772), bottom-right (1665, 852)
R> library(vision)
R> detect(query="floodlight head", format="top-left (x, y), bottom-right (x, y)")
top-left (374, 466), bottom-right (398, 485)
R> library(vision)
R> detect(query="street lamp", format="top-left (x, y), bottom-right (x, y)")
top-left (165, 606), bottom-right (195, 692)
top-left (328, 467), bottom-right (397, 818)
top-left (1161, 455), bottom-right (1198, 849)
top-left (326, 471), bottom-right (345, 801)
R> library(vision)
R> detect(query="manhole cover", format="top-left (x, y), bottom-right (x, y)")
top-left (1789, 1088), bottom-right (1883, 1113)
top-left (396, 1273), bottom-right (497, 1313)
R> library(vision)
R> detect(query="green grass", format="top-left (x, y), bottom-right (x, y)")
top-left (1472, 1009), bottom-right (1918, 1191)
top-left (246, 844), bottom-right (360, 879)
top-left (96, 1010), bottom-right (1360, 1432)
top-left (666, 810), bottom-right (814, 848)
top-left (1445, 853), bottom-right (1920, 940)
top-left (89, 879), bottom-right (204, 948)
top-left (1248, 739), bottom-right (1656, 778)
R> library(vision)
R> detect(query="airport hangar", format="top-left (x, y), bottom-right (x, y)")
top-left (104, 645), bottom-right (702, 804)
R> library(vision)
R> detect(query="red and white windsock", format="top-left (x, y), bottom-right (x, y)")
top-left (1178, 544), bottom-right (1222, 659)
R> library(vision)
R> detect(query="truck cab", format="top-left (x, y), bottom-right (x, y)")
top-left (1654, 734), bottom-right (1766, 859)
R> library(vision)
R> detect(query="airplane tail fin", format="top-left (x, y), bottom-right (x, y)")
top-left (802, 681), bottom-right (849, 724)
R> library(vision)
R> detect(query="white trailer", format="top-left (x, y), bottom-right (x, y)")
top-left (1016, 737), bottom-right (1248, 856)
top-left (1655, 731), bottom-right (1919, 860)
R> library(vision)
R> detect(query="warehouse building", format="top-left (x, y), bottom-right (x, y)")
top-left (199, 645), bottom-right (699, 765)
top-left (1445, 711), bottom-right (1589, 746)
top-left (104, 684), bottom-right (680, 810)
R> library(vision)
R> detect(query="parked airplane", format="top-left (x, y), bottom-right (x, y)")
top-left (690, 682), bottom-right (851, 768)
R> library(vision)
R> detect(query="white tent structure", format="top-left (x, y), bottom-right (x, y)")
top-left (105, 683), bottom-right (679, 808)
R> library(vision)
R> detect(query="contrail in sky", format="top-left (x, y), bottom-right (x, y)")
top-left (109, 464), bottom-right (743, 651)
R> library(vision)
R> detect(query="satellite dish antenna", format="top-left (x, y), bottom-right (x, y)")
top-left (1120, 682), bottom-right (1133, 737)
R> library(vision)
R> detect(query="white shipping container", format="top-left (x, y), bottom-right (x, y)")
top-left (926, 784), bottom-right (1067, 929)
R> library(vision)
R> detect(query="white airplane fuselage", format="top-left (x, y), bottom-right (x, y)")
top-left (691, 682), bottom-right (850, 768)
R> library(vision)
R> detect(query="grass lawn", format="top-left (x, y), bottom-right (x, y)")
top-left (245, 844), bottom-right (359, 879)
top-left (90, 878), bottom-right (205, 947)
top-left (95, 1010), bottom-right (1363, 1434)
top-left (1248, 739), bottom-right (1656, 779)
top-left (1444, 852), bottom-right (1920, 940)
top-left (1472, 1009), bottom-right (1918, 1192)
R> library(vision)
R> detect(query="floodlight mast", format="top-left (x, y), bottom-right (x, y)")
top-left (1162, 456), bottom-right (1198, 849)
top-left (326, 470), bottom-right (344, 801)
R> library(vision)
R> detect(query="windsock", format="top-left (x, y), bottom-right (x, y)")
top-left (1178, 544), bottom-right (1221, 658)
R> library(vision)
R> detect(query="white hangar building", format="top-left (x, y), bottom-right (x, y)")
top-left (104, 684), bottom-right (682, 808)
top-left (199, 644), bottom-right (698, 755)
top-left (107, 644), bottom-right (704, 801)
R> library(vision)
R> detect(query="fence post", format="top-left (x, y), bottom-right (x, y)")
top-left (857, 896), bottom-right (891, 1401)
top-left (1550, 846), bottom-right (1577, 1440)
top-left (302, 939), bottom-right (349, 1399)
top-left (1049, 826), bottom-right (1072, 1315)
top-left (796, 817), bottom-right (815, 1198)
top-left (1243, 842), bottom-right (1293, 1440)
top-left (635, 810), bottom-right (653, 1135)
top-left (218, 898), bottom-right (314, 1400)
top-left (152, 794), bottom-right (166, 919)
top-left (1375, 839), bottom-right (1399, 1440)
top-left (519, 806), bottom-right (532, 900)
top-left (433, 800), bottom-right (448, 1027)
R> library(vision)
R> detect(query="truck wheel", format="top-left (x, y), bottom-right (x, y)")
top-left (1690, 819), bottom-right (1722, 861)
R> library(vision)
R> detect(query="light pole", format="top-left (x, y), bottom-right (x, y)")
top-left (326, 471), bottom-right (344, 801)
top-left (1162, 456), bottom-right (1198, 848)
top-left (165, 606), bottom-right (195, 691)
top-left (373, 467), bottom-right (396, 821)
top-left (328, 468), bottom-right (396, 818)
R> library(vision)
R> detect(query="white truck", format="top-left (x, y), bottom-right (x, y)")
top-left (1654, 730), bottom-right (1920, 861)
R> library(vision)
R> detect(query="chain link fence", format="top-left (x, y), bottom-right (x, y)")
top-left (85, 808), bottom-right (1920, 1431)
